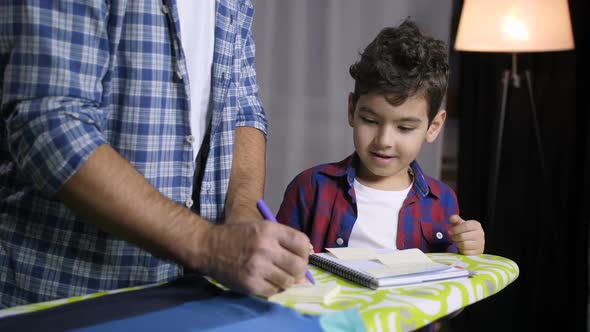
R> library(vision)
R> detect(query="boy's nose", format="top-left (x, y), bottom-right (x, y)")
top-left (375, 128), bottom-right (394, 148)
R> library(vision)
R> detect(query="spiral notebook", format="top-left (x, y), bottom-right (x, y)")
top-left (309, 248), bottom-right (472, 289)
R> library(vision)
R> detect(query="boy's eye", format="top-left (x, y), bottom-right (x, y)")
top-left (399, 126), bottom-right (415, 132)
top-left (361, 117), bottom-right (378, 124)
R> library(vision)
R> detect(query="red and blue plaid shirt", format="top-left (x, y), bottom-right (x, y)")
top-left (277, 153), bottom-right (460, 253)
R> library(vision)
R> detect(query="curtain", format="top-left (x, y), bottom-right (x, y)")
top-left (251, 0), bottom-right (453, 211)
top-left (450, 0), bottom-right (589, 330)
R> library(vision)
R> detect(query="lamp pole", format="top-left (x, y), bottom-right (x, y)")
top-left (487, 53), bottom-right (548, 235)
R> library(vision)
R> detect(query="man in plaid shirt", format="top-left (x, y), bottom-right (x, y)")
top-left (0, 0), bottom-right (311, 308)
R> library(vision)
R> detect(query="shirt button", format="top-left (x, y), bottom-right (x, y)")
top-left (185, 135), bottom-right (195, 144)
top-left (436, 232), bottom-right (443, 239)
top-left (185, 199), bottom-right (193, 208)
top-left (175, 69), bottom-right (183, 80)
top-left (161, 5), bottom-right (169, 14)
top-left (336, 238), bottom-right (344, 245)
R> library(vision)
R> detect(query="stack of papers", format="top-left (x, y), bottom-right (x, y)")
top-left (268, 284), bottom-right (341, 304)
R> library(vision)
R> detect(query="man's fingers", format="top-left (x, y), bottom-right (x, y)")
top-left (249, 276), bottom-right (281, 298)
top-left (263, 263), bottom-right (297, 291)
top-left (274, 227), bottom-right (311, 281)
top-left (271, 247), bottom-right (308, 281)
top-left (205, 221), bottom-right (312, 297)
top-left (252, 226), bottom-right (308, 295)
top-left (277, 225), bottom-right (313, 259)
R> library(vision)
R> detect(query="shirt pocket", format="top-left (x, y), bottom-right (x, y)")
top-left (420, 219), bottom-right (452, 250)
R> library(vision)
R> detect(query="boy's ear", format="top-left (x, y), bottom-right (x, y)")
top-left (348, 93), bottom-right (355, 127)
top-left (425, 110), bottom-right (447, 143)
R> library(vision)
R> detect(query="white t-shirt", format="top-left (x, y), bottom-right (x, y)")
top-left (176, 0), bottom-right (216, 158)
top-left (348, 179), bottom-right (412, 249)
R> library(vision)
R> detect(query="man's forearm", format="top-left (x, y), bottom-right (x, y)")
top-left (55, 144), bottom-right (211, 271)
top-left (225, 126), bottom-right (266, 221)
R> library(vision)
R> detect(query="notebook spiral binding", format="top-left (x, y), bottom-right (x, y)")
top-left (309, 254), bottom-right (378, 289)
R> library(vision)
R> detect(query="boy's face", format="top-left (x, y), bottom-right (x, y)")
top-left (348, 91), bottom-right (446, 189)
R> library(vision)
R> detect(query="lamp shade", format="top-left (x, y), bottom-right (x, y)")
top-left (455, 0), bottom-right (575, 53)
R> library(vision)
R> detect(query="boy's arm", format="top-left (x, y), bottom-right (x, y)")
top-left (276, 174), bottom-right (311, 234)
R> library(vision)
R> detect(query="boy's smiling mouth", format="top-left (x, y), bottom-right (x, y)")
top-left (370, 151), bottom-right (394, 161)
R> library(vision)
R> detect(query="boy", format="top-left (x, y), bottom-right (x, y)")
top-left (277, 19), bottom-right (484, 256)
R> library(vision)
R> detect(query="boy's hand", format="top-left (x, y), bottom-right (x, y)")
top-left (448, 215), bottom-right (485, 256)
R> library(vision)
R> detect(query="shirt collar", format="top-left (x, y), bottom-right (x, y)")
top-left (409, 160), bottom-right (440, 199)
top-left (318, 153), bottom-right (357, 188)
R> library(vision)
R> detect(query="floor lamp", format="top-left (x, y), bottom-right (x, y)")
top-left (454, 0), bottom-right (575, 234)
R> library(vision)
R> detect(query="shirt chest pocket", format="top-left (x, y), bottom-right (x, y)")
top-left (420, 218), bottom-right (452, 249)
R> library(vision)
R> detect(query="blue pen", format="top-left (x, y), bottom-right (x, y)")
top-left (256, 199), bottom-right (316, 285)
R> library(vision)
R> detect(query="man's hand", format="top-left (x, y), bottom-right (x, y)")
top-left (448, 215), bottom-right (485, 256)
top-left (199, 219), bottom-right (312, 297)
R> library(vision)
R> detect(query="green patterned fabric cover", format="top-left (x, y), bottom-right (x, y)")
top-left (283, 253), bottom-right (519, 331)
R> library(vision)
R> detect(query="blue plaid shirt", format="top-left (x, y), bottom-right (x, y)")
top-left (0, 0), bottom-right (267, 307)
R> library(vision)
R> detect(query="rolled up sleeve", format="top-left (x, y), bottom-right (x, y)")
top-left (1, 1), bottom-right (111, 196)
top-left (235, 4), bottom-right (267, 139)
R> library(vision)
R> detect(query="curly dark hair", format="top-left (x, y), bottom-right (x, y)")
top-left (349, 19), bottom-right (450, 122)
